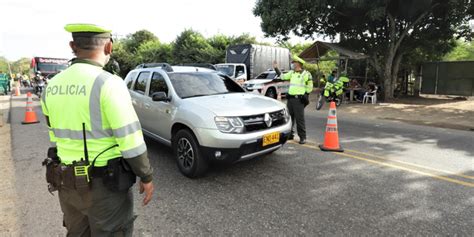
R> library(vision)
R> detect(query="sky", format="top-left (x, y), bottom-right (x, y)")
top-left (0, 0), bottom-right (309, 61)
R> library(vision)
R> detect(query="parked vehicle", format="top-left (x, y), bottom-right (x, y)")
top-left (216, 44), bottom-right (291, 84)
top-left (243, 70), bottom-right (290, 99)
top-left (215, 63), bottom-right (247, 85)
top-left (30, 57), bottom-right (69, 78)
top-left (125, 65), bottom-right (292, 178)
top-left (316, 77), bottom-right (350, 110)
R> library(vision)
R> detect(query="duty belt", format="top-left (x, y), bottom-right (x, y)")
top-left (287, 94), bottom-right (305, 99)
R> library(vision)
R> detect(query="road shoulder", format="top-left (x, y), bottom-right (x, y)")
top-left (0, 94), bottom-right (19, 236)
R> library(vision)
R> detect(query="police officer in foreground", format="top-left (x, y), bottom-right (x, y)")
top-left (41, 23), bottom-right (154, 236)
top-left (273, 56), bottom-right (313, 144)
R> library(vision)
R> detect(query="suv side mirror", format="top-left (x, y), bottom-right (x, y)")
top-left (152, 92), bottom-right (170, 102)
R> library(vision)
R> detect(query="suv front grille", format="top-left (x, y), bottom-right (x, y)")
top-left (241, 110), bottom-right (286, 133)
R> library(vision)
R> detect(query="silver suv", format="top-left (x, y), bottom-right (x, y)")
top-left (124, 65), bottom-right (292, 177)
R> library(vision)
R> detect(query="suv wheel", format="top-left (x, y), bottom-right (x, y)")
top-left (173, 129), bottom-right (208, 178)
top-left (265, 88), bottom-right (277, 99)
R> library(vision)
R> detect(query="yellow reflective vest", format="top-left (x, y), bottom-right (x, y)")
top-left (41, 59), bottom-right (146, 167)
top-left (281, 70), bottom-right (313, 95)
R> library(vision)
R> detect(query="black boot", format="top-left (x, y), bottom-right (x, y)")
top-left (299, 138), bottom-right (306, 144)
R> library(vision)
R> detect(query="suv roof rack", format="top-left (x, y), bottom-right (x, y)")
top-left (135, 63), bottom-right (174, 72)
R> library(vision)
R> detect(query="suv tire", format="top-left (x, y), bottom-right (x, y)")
top-left (173, 129), bottom-right (208, 178)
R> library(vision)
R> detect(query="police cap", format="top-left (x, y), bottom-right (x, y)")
top-left (292, 55), bottom-right (306, 65)
top-left (64, 23), bottom-right (112, 38)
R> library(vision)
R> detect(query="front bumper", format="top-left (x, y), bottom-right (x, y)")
top-left (195, 120), bottom-right (291, 148)
top-left (200, 131), bottom-right (290, 163)
top-left (195, 122), bottom-right (292, 163)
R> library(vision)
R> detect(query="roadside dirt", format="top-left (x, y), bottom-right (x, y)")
top-left (0, 95), bottom-right (19, 236)
top-left (310, 93), bottom-right (474, 131)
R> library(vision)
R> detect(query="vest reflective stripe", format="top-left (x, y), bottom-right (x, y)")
top-left (52, 120), bottom-right (142, 139)
top-left (113, 121), bottom-right (142, 138)
top-left (121, 142), bottom-right (147, 158)
top-left (90, 72), bottom-right (111, 131)
top-left (289, 83), bottom-right (306, 88)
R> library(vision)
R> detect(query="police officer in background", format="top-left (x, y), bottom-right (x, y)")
top-left (273, 56), bottom-right (313, 144)
top-left (41, 23), bottom-right (154, 236)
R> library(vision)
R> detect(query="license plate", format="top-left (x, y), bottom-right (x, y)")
top-left (262, 132), bottom-right (280, 147)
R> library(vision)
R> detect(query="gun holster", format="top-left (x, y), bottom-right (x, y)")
top-left (102, 158), bottom-right (136, 192)
top-left (43, 147), bottom-right (91, 194)
top-left (43, 147), bottom-right (61, 193)
top-left (301, 93), bottom-right (310, 107)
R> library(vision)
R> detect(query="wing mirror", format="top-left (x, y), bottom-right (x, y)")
top-left (152, 92), bottom-right (170, 102)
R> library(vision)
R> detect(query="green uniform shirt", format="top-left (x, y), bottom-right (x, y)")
top-left (281, 70), bottom-right (313, 95)
top-left (41, 59), bottom-right (146, 167)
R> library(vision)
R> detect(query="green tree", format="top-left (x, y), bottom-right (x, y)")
top-left (230, 33), bottom-right (258, 45)
top-left (11, 58), bottom-right (31, 75)
top-left (172, 29), bottom-right (217, 64)
top-left (124, 30), bottom-right (158, 53)
top-left (136, 40), bottom-right (173, 64)
top-left (254, 0), bottom-right (473, 99)
top-left (443, 40), bottom-right (474, 61)
top-left (110, 41), bottom-right (136, 78)
top-left (207, 34), bottom-right (231, 63)
top-left (0, 56), bottom-right (10, 73)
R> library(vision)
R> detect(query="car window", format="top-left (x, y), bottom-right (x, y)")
top-left (256, 72), bottom-right (276, 79)
top-left (236, 65), bottom-right (245, 76)
top-left (168, 73), bottom-right (245, 99)
top-left (149, 72), bottom-right (169, 97)
top-left (124, 72), bottom-right (138, 89)
top-left (133, 71), bottom-right (150, 94)
top-left (216, 65), bottom-right (235, 77)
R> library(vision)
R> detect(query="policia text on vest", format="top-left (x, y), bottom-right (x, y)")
top-left (46, 84), bottom-right (87, 96)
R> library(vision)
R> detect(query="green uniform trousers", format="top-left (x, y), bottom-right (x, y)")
top-left (287, 96), bottom-right (306, 139)
top-left (58, 177), bottom-right (135, 237)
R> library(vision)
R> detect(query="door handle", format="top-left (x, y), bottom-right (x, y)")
top-left (144, 103), bottom-right (150, 109)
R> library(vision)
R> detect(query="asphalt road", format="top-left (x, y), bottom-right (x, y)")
top-left (8, 93), bottom-right (474, 236)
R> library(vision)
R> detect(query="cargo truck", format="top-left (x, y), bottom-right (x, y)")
top-left (216, 44), bottom-right (291, 85)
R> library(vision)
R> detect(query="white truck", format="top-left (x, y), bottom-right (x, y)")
top-left (216, 44), bottom-right (291, 85)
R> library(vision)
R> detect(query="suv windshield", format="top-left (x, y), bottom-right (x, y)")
top-left (216, 65), bottom-right (235, 77)
top-left (169, 73), bottom-right (245, 99)
top-left (256, 72), bottom-right (277, 79)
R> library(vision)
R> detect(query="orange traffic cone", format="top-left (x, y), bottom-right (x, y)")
top-left (22, 92), bottom-right (40, 124)
top-left (319, 101), bottom-right (343, 152)
top-left (14, 86), bottom-right (21, 96)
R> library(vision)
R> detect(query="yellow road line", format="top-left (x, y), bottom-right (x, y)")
top-left (337, 152), bottom-right (474, 188)
top-left (288, 141), bottom-right (474, 188)
top-left (289, 140), bottom-right (474, 180)
top-left (344, 148), bottom-right (474, 180)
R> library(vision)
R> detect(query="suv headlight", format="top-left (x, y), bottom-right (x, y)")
top-left (215, 117), bottom-right (245, 134)
top-left (283, 108), bottom-right (290, 123)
